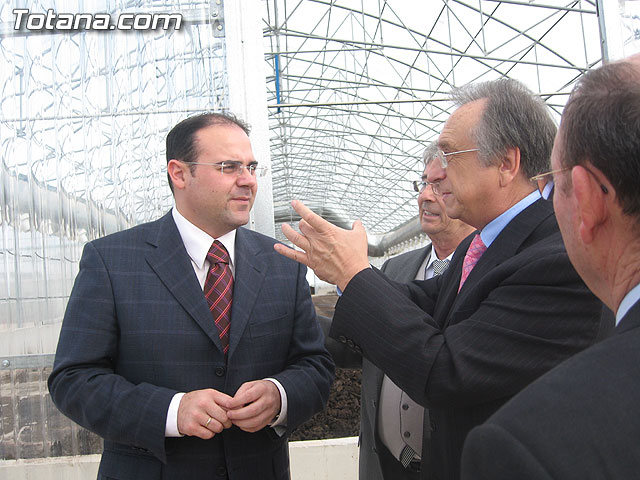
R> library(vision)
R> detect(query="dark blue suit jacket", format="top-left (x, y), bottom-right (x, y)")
top-left (48, 212), bottom-right (334, 480)
top-left (330, 198), bottom-right (612, 480)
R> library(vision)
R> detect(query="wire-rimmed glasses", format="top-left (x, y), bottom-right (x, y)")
top-left (182, 160), bottom-right (269, 177)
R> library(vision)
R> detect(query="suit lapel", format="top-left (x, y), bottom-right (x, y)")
top-left (228, 228), bottom-right (267, 361)
top-left (445, 199), bottom-right (555, 324)
top-left (399, 245), bottom-right (432, 281)
top-left (145, 212), bottom-right (226, 354)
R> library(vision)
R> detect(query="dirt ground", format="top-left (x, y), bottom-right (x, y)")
top-left (290, 367), bottom-right (361, 441)
top-left (290, 293), bottom-right (362, 441)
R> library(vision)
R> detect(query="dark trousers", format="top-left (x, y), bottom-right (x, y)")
top-left (377, 442), bottom-right (421, 480)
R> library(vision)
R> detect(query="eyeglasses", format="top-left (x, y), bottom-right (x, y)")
top-left (182, 160), bottom-right (268, 177)
top-left (412, 179), bottom-right (447, 196)
top-left (530, 166), bottom-right (608, 194)
top-left (413, 180), bottom-right (437, 193)
top-left (435, 148), bottom-right (479, 169)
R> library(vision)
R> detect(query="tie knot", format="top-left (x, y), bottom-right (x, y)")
top-left (467, 233), bottom-right (487, 261)
top-left (208, 240), bottom-right (230, 265)
top-left (432, 258), bottom-right (450, 276)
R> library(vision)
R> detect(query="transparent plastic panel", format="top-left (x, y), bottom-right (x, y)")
top-left (0, 0), bottom-right (228, 459)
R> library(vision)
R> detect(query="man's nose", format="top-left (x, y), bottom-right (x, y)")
top-left (426, 163), bottom-right (446, 184)
top-left (237, 167), bottom-right (257, 185)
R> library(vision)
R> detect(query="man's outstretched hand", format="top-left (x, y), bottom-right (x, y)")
top-left (274, 200), bottom-right (370, 291)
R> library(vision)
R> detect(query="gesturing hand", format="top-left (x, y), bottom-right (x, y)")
top-left (274, 200), bottom-right (370, 290)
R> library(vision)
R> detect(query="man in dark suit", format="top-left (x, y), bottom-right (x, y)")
top-left (461, 54), bottom-right (640, 480)
top-left (359, 143), bottom-right (474, 480)
top-left (48, 113), bottom-right (334, 480)
top-left (275, 78), bottom-right (612, 480)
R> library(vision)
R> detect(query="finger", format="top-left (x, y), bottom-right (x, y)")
top-left (227, 400), bottom-right (263, 421)
top-left (226, 383), bottom-right (261, 410)
top-left (352, 219), bottom-right (365, 232)
top-left (291, 200), bottom-right (332, 233)
top-left (281, 223), bottom-right (311, 252)
top-left (203, 415), bottom-right (225, 434)
top-left (232, 415), bottom-right (267, 433)
top-left (298, 219), bottom-right (318, 238)
top-left (206, 405), bottom-right (232, 430)
top-left (274, 240), bottom-right (311, 267)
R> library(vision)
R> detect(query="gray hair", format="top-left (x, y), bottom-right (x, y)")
top-left (450, 78), bottom-right (557, 179)
top-left (422, 141), bottom-right (440, 166)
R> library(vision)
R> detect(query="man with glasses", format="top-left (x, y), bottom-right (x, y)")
top-left (275, 78), bottom-right (612, 480)
top-left (353, 142), bottom-right (475, 480)
top-left (49, 112), bottom-right (334, 480)
top-left (461, 54), bottom-right (640, 480)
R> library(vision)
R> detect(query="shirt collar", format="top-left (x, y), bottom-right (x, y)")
top-left (172, 207), bottom-right (237, 268)
top-left (480, 190), bottom-right (541, 248)
top-left (427, 245), bottom-right (454, 267)
top-left (616, 282), bottom-right (640, 327)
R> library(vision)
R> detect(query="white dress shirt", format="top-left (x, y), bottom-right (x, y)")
top-left (164, 207), bottom-right (287, 436)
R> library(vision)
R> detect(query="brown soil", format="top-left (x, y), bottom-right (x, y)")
top-left (290, 293), bottom-right (362, 441)
top-left (290, 367), bottom-right (361, 441)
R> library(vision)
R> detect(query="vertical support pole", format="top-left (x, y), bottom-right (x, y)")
top-left (224, 0), bottom-right (275, 237)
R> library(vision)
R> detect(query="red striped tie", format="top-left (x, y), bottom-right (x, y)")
top-left (204, 241), bottom-right (233, 356)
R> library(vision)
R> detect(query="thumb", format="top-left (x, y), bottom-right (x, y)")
top-left (352, 219), bottom-right (365, 232)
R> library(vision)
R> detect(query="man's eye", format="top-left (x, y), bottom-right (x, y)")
top-left (221, 162), bottom-right (242, 173)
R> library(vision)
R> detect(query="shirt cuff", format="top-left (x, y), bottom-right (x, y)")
top-left (265, 377), bottom-right (287, 433)
top-left (165, 392), bottom-right (185, 437)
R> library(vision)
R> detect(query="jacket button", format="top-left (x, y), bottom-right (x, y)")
top-left (216, 465), bottom-right (227, 476)
top-left (338, 335), bottom-right (347, 344)
top-left (347, 339), bottom-right (355, 348)
top-left (402, 403), bottom-right (409, 411)
top-left (215, 366), bottom-right (226, 377)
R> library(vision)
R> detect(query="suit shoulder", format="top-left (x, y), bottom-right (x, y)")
top-left (238, 227), bottom-right (303, 269)
top-left (382, 244), bottom-right (430, 269)
top-left (238, 227), bottom-right (279, 247)
top-left (89, 215), bottom-right (166, 249)
top-left (491, 329), bottom-right (640, 428)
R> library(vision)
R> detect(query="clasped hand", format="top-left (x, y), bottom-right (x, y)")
top-left (177, 379), bottom-right (281, 439)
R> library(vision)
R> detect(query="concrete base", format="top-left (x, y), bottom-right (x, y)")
top-left (0, 437), bottom-right (359, 479)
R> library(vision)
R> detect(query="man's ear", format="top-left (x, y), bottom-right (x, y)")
top-left (167, 159), bottom-right (188, 191)
top-left (498, 147), bottom-right (521, 186)
top-left (572, 165), bottom-right (607, 244)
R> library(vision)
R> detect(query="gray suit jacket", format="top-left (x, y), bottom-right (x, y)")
top-left (48, 212), bottom-right (334, 480)
top-left (360, 246), bottom-right (432, 480)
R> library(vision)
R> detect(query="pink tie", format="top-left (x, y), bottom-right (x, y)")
top-left (458, 234), bottom-right (487, 291)
top-left (204, 241), bottom-right (233, 356)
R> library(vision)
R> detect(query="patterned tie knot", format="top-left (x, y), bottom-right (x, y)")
top-left (432, 258), bottom-right (450, 277)
top-left (208, 240), bottom-right (230, 266)
top-left (459, 233), bottom-right (487, 291)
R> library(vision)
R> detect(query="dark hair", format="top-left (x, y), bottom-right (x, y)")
top-left (451, 78), bottom-right (557, 180)
top-left (165, 112), bottom-right (251, 193)
top-left (559, 60), bottom-right (640, 218)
